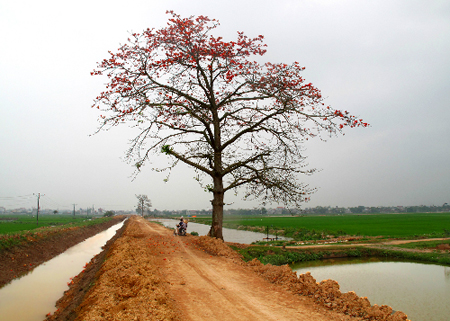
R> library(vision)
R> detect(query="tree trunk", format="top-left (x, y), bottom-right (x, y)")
top-left (208, 175), bottom-right (224, 240)
top-left (209, 107), bottom-right (224, 240)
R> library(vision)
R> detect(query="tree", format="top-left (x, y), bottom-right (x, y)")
top-left (92, 11), bottom-right (367, 240)
top-left (136, 194), bottom-right (152, 217)
top-left (104, 210), bottom-right (115, 217)
top-left (349, 206), bottom-right (366, 214)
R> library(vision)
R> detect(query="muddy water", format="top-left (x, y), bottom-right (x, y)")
top-left (153, 218), bottom-right (288, 243)
top-left (291, 258), bottom-right (450, 321)
top-left (0, 219), bottom-right (126, 321)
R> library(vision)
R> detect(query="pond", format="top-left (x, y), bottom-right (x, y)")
top-left (291, 257), bottom-right (450, 321)
top-left (152, 218), bottom-right (288, 244)
top-left (0, 219), bottom-right (126, 321)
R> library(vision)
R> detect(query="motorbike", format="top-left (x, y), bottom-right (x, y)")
top-left (174, 223), bottom-right (187, 236)
top-left (178, 226), bottom-right (186, 236)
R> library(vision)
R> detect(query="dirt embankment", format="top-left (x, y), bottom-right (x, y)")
top-left (45, 218), bottom-right (129, 320)
top-left (0, 216), bottom-right (125, 288)
top-left (46, 216), bottom-right (409, 321)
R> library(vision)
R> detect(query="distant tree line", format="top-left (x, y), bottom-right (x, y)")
top-left (8, 203), bottom-right (447, 217)
top-left (147, 203), bottom-right (450, 217)
top-left (303, 203), bottom-right (450, 215)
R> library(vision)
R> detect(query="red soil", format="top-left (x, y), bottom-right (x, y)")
top-left (45, 216), bottom-right (409, 321)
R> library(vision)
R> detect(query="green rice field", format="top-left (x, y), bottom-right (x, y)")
top-left (193, 212), bottom-right (450, 238)
top-left (0, 214), bottom-right (103, 234)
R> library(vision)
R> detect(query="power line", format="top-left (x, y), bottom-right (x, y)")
top-left (0, 194), bottom-right (35, 209)
top-left (40, 195), bottom-right (69, 209)
top-left (0, 194), bottom-right (34, 200)
top-left (0, 194), bottom-right (75, 211)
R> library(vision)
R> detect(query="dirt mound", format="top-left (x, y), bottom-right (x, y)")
top-left (245, 259), bottom-right (408, 320)
top-left (435, 243), bottom-right (450, 251)
top-left (71, 216), bottom-right (176, 321)
top-left (193, 235), bottom-right (243, 261)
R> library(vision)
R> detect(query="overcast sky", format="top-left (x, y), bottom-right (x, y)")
top-left (1, 0), bottom-right (449, 211)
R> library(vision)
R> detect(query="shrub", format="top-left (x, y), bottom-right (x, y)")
top-left (103, 211), bottom-right (115, 217)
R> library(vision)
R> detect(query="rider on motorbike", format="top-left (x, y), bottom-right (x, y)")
top-left (176, 217), bottom-right (187, 236)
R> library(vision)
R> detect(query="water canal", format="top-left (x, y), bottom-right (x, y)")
top-left (292, 257), bottom-right (450, 321)
top-left (152, 218), bottom-right (288, 243)
top-left (0, 219), bottom-right (126, 321)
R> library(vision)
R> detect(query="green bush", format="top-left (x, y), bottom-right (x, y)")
top-left (103, 211), bottom-right (115, 217)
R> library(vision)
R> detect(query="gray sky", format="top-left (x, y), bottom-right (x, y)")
top-left (1, 0), bottom-right (449, 211)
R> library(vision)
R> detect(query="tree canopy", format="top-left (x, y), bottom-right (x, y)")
top-left (92, 11), bottom-right (367, 239)
top-left (104, 210), bottom-right (115, 217)
top-left (136, 194), bottom-right (152, 217)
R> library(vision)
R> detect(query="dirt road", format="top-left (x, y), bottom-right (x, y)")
top-left (142, 219), bottom-right (348, 321)
top-left (47, 216), bottom-right (408, 321)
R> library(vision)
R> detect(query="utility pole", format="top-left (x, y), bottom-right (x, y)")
top-left (33, 193), bottom-right (43, 226)
top-left (72, 204), bottom-right (77, 218)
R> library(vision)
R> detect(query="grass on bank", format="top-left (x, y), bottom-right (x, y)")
top-left (229, 244), bottom-right (450, 267)
top-left (394, 239), bottom-right (450, 250)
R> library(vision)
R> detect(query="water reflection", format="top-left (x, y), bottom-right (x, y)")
top-left (291, 258), bottom-right (450, 321)
top-left (0, 219), bottom-right (125, 321)
top-left (152, 218), bottom-right (289, 244)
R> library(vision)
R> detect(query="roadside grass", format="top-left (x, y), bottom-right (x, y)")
top-left (229, 244), bottom-right (332, 265)
top-left (357, 247), bottom-right (450, 266)
top-left (394, 239), bottom-right (450, 250)
top-left (230, 244), bottom-right (450, 267)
